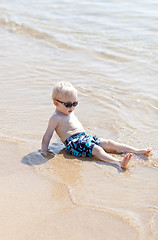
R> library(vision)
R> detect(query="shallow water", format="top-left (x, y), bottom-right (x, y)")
top-left (0, 0), bottom-right (158, 239)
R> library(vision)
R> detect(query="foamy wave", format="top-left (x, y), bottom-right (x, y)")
top-left (0, 18), bottom-right (74, 50)
top-left (66, 185), bottom-right (141, 233)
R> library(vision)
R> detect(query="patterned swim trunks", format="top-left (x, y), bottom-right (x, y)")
top-left (64, 132), bottom-right (100, 157)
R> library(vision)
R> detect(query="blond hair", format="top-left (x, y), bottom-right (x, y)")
top-left (52, 81), bottom-right (77, 100)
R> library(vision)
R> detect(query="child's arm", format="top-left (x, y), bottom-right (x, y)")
top-left (41, 115), bottom-right (59, 156)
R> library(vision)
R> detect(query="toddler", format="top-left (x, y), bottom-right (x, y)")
top-left (41, 81), bottom-right (152, 170)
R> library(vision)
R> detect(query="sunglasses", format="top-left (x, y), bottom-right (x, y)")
top-left (56, 99), bottom-right (78, 108)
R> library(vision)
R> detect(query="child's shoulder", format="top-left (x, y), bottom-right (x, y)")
top-left (48, 111), bottom-right (61, 128)
top-left (50, 110), bottom-right (60, 120)
top-left (49, 110), bottom-right (64, 122)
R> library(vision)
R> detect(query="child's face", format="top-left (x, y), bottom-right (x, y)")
top-left (54, 94), bottom-right (78, 115)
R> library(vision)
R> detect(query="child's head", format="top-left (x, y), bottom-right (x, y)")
top-left (52, 81), bottom-right (78, 115)
top-left (52, 81), bottom-right (77, 100)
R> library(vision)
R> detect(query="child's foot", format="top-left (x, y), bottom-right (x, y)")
top-left (121, 153), bottom-right (132, 170)
top-left (136, 147), bottom-right (152, 155)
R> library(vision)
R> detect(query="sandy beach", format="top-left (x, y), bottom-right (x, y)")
top-left (0, 137), bottom-right (158, 240)
top-left (0, 139), bottom-right (139, 240)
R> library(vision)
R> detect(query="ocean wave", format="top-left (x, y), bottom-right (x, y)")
top-left (94, 50), bottom-right (130, 63)
top-left (0, 17), bottom-right (74, 51)
top-left (0, 17), bottom-right (135, 63)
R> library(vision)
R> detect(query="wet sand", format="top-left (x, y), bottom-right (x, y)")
top-left (1, 139), bottom-right (158, 240)
top-left (0, 140), bottom-right (139, 240)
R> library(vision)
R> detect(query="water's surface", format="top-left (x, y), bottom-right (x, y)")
top-left (0, 1), bottom-right (158, 239)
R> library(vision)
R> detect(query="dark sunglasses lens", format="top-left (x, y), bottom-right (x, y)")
top-left (73, 101), bottom-right (78, 107)
top-left (65, 102), bottom-right (72, 108)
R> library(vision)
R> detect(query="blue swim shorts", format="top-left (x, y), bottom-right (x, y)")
top-left (64, 132), bottom-right (100, 157)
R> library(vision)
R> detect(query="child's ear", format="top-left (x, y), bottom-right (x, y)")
top-left (53, 99), bottom-right (58, 106)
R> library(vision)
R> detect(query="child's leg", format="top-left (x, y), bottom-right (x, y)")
top-left (92, 144), bottom-right (132, 169)
top-left (99, 139), bottom-right (152, 155)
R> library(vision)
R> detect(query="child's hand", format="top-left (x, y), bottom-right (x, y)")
top-left (41, 150), bottom-right (54, 158)
top-left (41, 151), bottom-right (48, 157)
